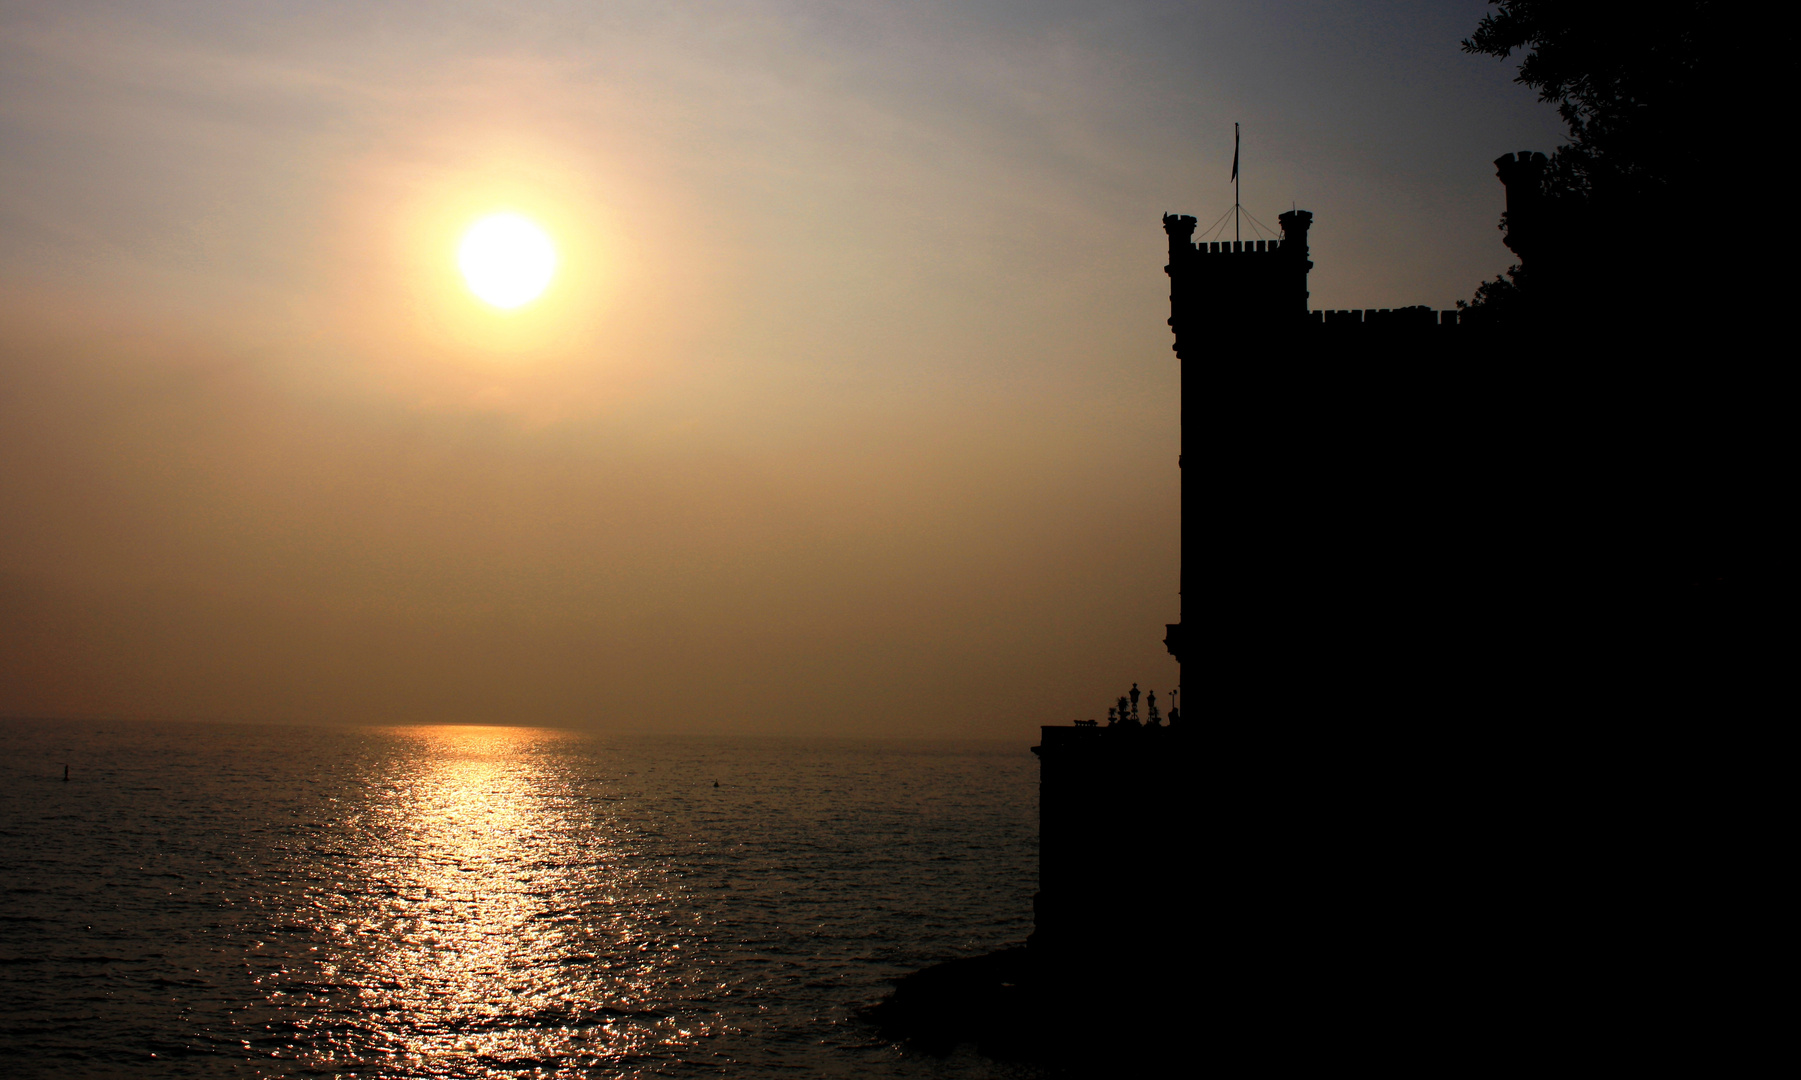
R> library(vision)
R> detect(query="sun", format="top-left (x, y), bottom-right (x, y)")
top-left (458, 213), bottom-right (556, 309)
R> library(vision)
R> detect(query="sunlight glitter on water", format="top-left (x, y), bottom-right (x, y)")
top-left (0, 720), bottom-right (1041, 1078)
top-left (319, 725), bottom-right (698, 1070)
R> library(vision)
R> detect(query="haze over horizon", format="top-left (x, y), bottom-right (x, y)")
top-left (1, 1), bottom-right (1563, 738)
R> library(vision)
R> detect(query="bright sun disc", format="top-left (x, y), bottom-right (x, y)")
top-left (459, 214), bottom-right (556, 308)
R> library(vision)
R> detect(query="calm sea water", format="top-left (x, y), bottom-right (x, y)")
top-left (0, 720), bottom-right (1043, 1078)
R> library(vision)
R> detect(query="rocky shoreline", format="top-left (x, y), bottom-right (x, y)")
top-left (865, 945), bottom-right (1187, 1069)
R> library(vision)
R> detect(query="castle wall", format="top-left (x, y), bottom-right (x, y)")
top-left (1030, 725), bottom-right (1190, 995)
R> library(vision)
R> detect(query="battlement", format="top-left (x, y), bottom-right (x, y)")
top-left (1182, 238), bottom-right (1290, 255)
top-left (1312, 307), bottom-right (1463, 329)
top-left (1165, 207), bottom-right (1488, 357)
top-left (1493, 149), bottom-right (1549, 187)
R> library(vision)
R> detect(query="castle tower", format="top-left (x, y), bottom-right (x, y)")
top-left (1158, 207), bottom-right (1316, 674)
top-left (1276, 208), bottom-right (1314, 308)
top-left (1492, 150), bottom-right (1549, 270)
top-left (1163, 208), bottom-right (1315, 361)
top-left (1492, 149), bottom-right (1580, 323)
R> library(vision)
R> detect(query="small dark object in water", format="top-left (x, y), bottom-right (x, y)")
top-left (713, 781), bottom-right (719, 788)
top-left (63, 764), bottom-right (69, 782)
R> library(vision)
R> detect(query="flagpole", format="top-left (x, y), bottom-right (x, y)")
top-left (1233, 122), bottom-right (1240, 246)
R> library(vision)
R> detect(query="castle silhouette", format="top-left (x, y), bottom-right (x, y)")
top-left (1160, 150), bottom-right (1554, 345)
top-left (868, 146), bottom-right (1682, 1065)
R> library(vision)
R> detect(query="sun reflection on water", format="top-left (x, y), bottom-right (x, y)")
top-left (315, 725), bottom-right (707, 1073)
top-left (1, 721), bottom-right (1044, 1076)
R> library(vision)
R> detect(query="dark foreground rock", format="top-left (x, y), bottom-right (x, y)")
top-left (864, 948), bottom-right (1032, 1059)
top-left (865, 946), bottom-right (1189, 1069)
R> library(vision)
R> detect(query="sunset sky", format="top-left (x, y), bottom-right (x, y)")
top-left (0, 1), bottom-right (1561, 737)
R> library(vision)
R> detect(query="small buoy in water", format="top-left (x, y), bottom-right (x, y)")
top-left (713, 781), bottom-right (719, 788)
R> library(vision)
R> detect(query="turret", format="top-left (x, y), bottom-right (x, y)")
top-left (1277, 209), bottom-right (1313, 263)
top-left (1493, 151), bottom-right (1548, 265)
top-left (1162, 213), bottom-right (1198, 261)
top-left (1278, 209), bottom-right (1314, 318)
top-left (1163, 214), bottom-right (1200, 362)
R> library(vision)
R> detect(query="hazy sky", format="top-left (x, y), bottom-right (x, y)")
top-left (0, 1), bottom-right (1560, 737)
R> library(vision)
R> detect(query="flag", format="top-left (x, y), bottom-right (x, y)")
top-left (1231, 122), bottom-right (1239, 182)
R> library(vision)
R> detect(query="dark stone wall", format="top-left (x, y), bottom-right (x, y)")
top-left (1029, 725), bottom-right (1193, 1012)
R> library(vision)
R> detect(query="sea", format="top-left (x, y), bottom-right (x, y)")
top-left (0, 720), bottom-right (1045, 1078)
